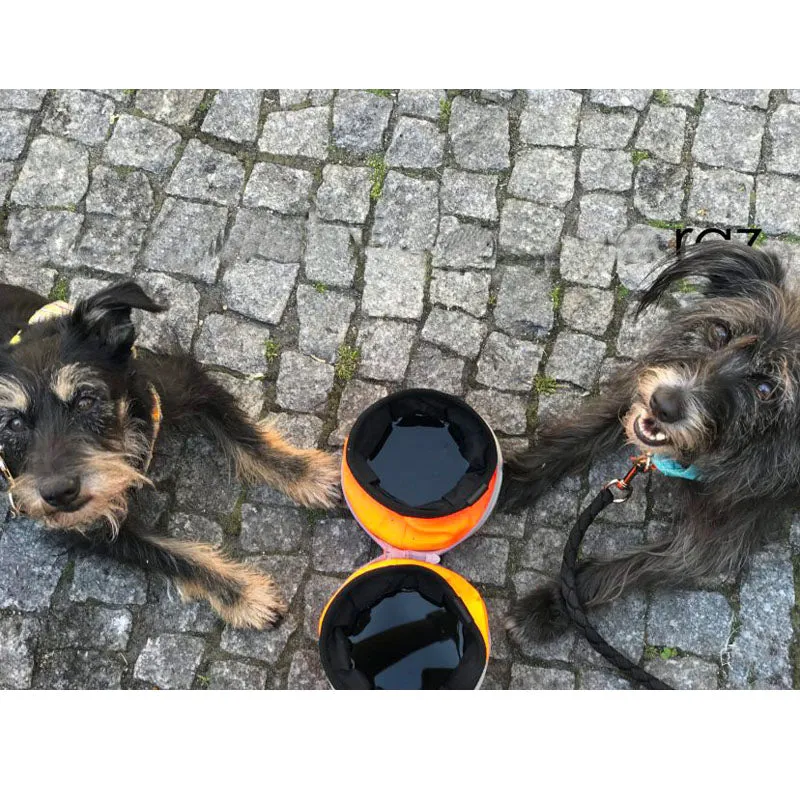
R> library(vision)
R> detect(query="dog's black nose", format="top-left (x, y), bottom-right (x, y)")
top-left (39, 475), bottom-right (81, 509)
top-left (650, 386), bottom-right (685, 424)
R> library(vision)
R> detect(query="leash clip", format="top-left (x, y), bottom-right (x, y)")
top-left (604, 453), bottom-right (655, 503)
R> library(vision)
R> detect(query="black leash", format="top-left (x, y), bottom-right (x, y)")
top-left (561, 454), bottom-right (672, 690)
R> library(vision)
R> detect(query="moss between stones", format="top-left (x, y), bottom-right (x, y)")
top-left (367, 155), bottom-right (387, 200)
top-left (534, 374), bottom-right (558, 396)
top-left (334, 344), bottom-right (360, 381)
top-left (49, 276), bottom-right (69, 302)
top-left (264, 339), bottom-right (280, 364)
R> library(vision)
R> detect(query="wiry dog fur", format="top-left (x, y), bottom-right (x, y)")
top-left (501, 241), bottom-right (799, 645)
top-left (0, 281), bottom-right (341, 629)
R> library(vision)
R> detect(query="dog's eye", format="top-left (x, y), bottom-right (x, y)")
top-left (708, 322), bottom-right (731, 348)
top-left (75, 395), bottom-right (97, 412)
top-left (5, 416), bottom-right (26, 433)
top-left (755, 380), bottom-right (775, 401)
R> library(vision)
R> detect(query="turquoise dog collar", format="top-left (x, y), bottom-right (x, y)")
top-left (651, 454), bottom-right (701, 481)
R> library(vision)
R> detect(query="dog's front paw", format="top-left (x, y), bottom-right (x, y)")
top-left (505, 583), bottom-right (571, 645)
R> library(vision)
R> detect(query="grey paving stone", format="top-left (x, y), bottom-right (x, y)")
top-left (647, 590), bottom-right (733, 657)
top-left (33, 650), bottom-right (123, 690)
top-left (482, 510), bottom-right (527, 539)
top-left (577, 192), bottom-right (629, 241)
top-left (220, 613), bottom-right (298, 664)
top-left (509, 664), bottom-right (575, 690)
top-left (303, 574), bottom-right (345, 639)
top-left (105, 114), bottom-right (182, 172)
top-left (616, 301), bottom-right (671, 357)
top-left (449, 96), bottom-right (510, 171)
top-left (296, 284), bottom-right (355, 362)
top-left (134, 634), bottom-right (206, 689)
top-left (243, 162), bottom-right (313, 214)
top-left (68, 276), bottom-right (112, 302)
top-left (356, 319), bottom-right (416, 382)
top-left (385, 116), bottom-right (444, 168)
top-left (633, 159), bottom-right (687, 219)
top-left (201, 89), bottom-right (262, 142)
top-left (421, 308), bottom-right (487, 358)
top-left (561, 286), bottom-right (614, 336)
top-left (259, 107), bottom-right (330, 159)
top-left (261, 412), bottom-right (323, 451)
top-left (0, 521), bottom-right (68, 612)
top-left (0, 110), bottom-right (32, 159)
top-left (559, 237), bottom-right (616, 288)
top-left (226, 212), bottom-right (304, 271)
top-left (440, 169), bottom-right (498, 222)
top-left (756, 174), bottom-right (800, 234)
top-left (174, 435), bottom-right (242, 516)
top-left (635, 105), bottom-right (687, 164)
top-left (499, 199), bottom-right (564, 257)
top-left (405, 344), bottom-right (465, 395)
top-left (484, 596), bottom-right (511, 661)
top-left (169, 512), bottom-right (225, 546)
top-left (726, 544), bottom-right (794, 689)
top-left (304, 221), bottom-right (356, 287)
top-left (687, 167), bottom-right (753, 225)
top-left (432, 216), bottom-right (495, 270)
top-left (590, 89), bottom-right (651, 110)
top-left (42, 89), bottom-right (114, 146)
top-left (135, 89), bottom-right (205, 124)
top-left (430, 269), bottom-right (491, 317)
top-left (69, 553), bottom-right (148, 605)
top-left (316, 165), bottom-right (372, 224)
top-left (279, 90), bottom-right (311, 107)
top-left (166, 139), bottom-right (245, 205)
top-left (70, 215), bottom-right (146, 274)
top-left (509, 148), bottom-right (576, 206)
top-left (787, 90), bottom-right (800, 103)
top-left (142, 576), bottom-right (219, 635)
top-left (481, 90), bottom-right (514, 103)
top-left (441, 535), bottom-right (509, 587)
top-left (519, 90), bottom-right (582, 146)
top-left (7, 208), bottom-right (83, 265)
top-left (195, 313), bottom-right (270, 374)
top-left (44, 606), bottom-right (132, 651)
top-left (692, 100), bottom-right (765, 171)
top-left (579, 148), bottom-right (633, 192)
top-left (330, 379), bottom-right (388, 445)
top-left (477, 332), bottom-right (542, 392)
top-left (0, 161), bottom-right (14, 200)
top-left (0, 89), bottom-right (46, 110)
top-left (287, 649), bottom-right (330, 689)
top-left (133, 271), bottom-right (200, 352)
top-left (662, 89), bottom-right (699, 107)
top-left (206, 660), bottom-right (268, 689)
top-left (519, 524), bottom-right (570, 575)
top-left (11, 135), bottom-right (88, 207)
top-left (85, 165), bottom-right (153, 221)
top-left (707, 89), bottom-right (770, 109)
top-left (362, 247), bottom-right (426, 319)
top-left (240, 504), bottom-right (305, 553)
top-left (536, 387), bottom-right (589, 426)
top-left (615, 224), bottom-right (673, 290)
top-left (579, 670), bottom-right (632, 690)
top-left (767, 103), bottom-right (800, 174)
top-left (494, 263), bottom-right (553, 337)
top-left (276, 351), bottom-right (335, 413)
top-left (571, 590), bottom-right (646, 667)
top-left (333, 90), bottom-right (392, 153)
top-left (465, 389), bottom-right (527, 435)
top-left (222, 259), bottom-right (300, 325)
top-left (312, 518), bottom-right (372, 573)
top-left (0, 253), bottom-right (57, 295)
top-left (547, 331), bottom-right (606, 388)
top-left (645, 655), bottom-right (718, 690)
top-left (0, 616), bottom-right (40, 689)
top-left (252, 554), bottom-right (307, 605)
top-left (578, 109), bottom-right (637, 149)
top-left (204, 371), bottom-right (262, 419)
top-left (371, 172), bottom-right (439, 251)
top-left (397, 89), bottom-right (446, 120)
top-left (144, 198), bottom-right (227, 283)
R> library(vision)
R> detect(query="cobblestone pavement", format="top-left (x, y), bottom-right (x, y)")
top-left (1, 89), bottom-right (799, 690)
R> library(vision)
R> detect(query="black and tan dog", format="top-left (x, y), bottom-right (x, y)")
top-left (0, 281), bottom-right (339, 629)
top-left (502, 241), bottom-right (800, 645)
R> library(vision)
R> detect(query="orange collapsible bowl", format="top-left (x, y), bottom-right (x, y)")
top-left (318, 389), bottom-right (502, 690)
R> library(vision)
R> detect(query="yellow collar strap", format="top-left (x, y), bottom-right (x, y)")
top-left (9, 300), bottom-right (73, 345)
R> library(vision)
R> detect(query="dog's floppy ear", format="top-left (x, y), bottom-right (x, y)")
top-left (68, 281), bottom-right (166, 361)
top-left (637, 241), bottom-right (785, 316)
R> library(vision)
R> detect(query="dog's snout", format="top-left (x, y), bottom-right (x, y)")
top-left (39, 475), bottom-right (81, 509)
top-left (649, 386), bottom-right (685, 424)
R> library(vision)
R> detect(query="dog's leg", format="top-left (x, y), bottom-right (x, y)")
top-left (500, 383), bottom-right (631, 510)
top-left (89, 523), bottom-right (287, 629)
top-left (147, 355), bottom-right (340, 508)
top-left (506, 500), bottom-right (762, 644)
